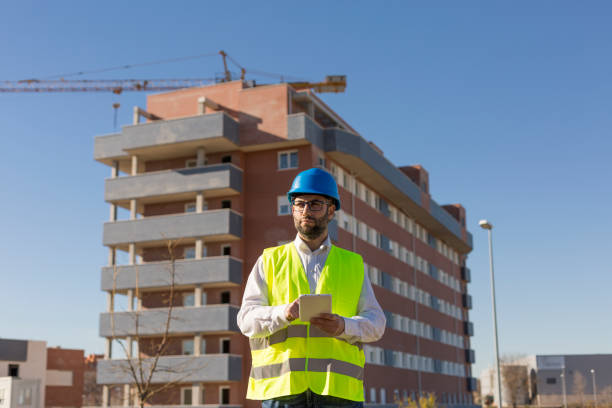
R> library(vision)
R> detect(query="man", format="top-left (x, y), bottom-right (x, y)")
top-left (237, 167), bottom-right (385, 408)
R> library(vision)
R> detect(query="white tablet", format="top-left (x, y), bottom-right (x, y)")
top-left (299, 294), bottom-right (332, 321)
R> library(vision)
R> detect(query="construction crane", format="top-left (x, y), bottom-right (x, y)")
top-left (0, 51), bottom-right (346, 94)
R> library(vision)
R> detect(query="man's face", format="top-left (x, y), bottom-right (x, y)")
top-left (291, 194), bottom-right (335, 240)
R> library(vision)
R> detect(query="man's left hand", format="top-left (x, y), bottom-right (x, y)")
top-left (310, 313), bottom-right (345, 336)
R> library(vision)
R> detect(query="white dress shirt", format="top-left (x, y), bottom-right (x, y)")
top-left (237, 234), bottom-right (386, 344)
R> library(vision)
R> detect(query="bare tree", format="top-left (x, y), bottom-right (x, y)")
top-left (109, 239), bottom-right (200, 408)
top-left (599, 385), bottom-right (612, 407)
top-left (501, 355), bottom-right (528, 408)
top-left (573, 372), bottom-right (587, 407)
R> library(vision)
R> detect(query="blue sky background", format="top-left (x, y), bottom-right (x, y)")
top-left (2, 1), bottom-right (611, 378)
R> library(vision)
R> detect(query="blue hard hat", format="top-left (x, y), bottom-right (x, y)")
top-left (287, 168), bottom-right (341, 210)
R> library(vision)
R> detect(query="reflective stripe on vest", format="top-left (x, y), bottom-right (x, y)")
top-left (246, 243), bottom-right (365, 401)
top-left (249, 325), bottom-right (363, 351)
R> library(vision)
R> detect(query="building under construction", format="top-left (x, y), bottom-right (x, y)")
top-left (94, 79), bottom-right (476, 407)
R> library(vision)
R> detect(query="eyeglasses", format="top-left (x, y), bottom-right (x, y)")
top-left (291, 199), bottom-right (330, 212)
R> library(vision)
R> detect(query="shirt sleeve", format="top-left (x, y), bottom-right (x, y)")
top-left (237, 256), bottom-right (291, 338)
top-left (338, 270), bottom-right (386, 344)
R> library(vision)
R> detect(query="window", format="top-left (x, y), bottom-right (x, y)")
top-left (184, 246), bottom-right (196, 259)
top-left (183, 293), bottom-right (195, 306)
top-left (185, 202), bottom-right (197, 213)
top-left (277, 196), bottom-right (291, 215)
top-left (185, 159), bottom-right (197, 168)
top-left (181, 387), bottom-right (192, 405)
top-left (221, 155), bottom-right (232, 163)
top-left (546, 378), bottom-right (557, 384)
top-left (370, 388), bottom-right (376, 403)
top-left (222, 244), bottom-right (231, 256)
top-left (220, 386), bottom-right (230, 404)
top-left (8, 364), bottom-right (18, 377)
top-left (182, 339), bottom-right (194, 355)
top-left (221, 200), bottom-right (231, 209)
top-left (221, 291), bottom-right (230, 304)
top-left (318, 157), bottom-right (326, 168)
top-left (278, 150), bottom-right (298, 169)
top-left (221, 338), bottom-right (231, 354)
top-left (380, 388), bottom-right (386, 404)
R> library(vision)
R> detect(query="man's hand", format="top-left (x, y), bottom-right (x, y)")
top-left (310, 313), bottom-right (345, 336)
top-left (285, 298), bottom-right (300, 321)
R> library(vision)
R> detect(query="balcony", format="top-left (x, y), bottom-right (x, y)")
top-left (101, 257), bottom-right (242, 293)
top-left (463, 321), bottom-right (474, 337)
top-left (461, 266), bottom-right (471, 283)
top-left (103, 209), bottom-right (242, 249)
top-left (97, 354), bottom-right (242, 384)
top-left (462, 294), bottom-right (473, 310)
top-left (105, 163), bottom-right (242, 205)
top-left (94, 112), bottom-right (240, 165)
top-left (465, 349), bottom-right (476, 364)
top-left (99, 305), bottom-right (239, 337)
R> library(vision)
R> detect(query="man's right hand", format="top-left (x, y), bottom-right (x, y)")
top-left (285, 298), bottom-right (300, 321)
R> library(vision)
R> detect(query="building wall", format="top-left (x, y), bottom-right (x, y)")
top-left (45, 348), bottom-right (84, 408)
top-left (96, 81), bottom-right (474, 408)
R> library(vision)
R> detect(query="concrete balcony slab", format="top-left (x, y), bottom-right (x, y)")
top-left (103, 210), bottom-right (242, 248)
top-left (100, 257), bottom-right (242, 292)
top-left (97, 354), bottom-right (242, 384)
top-left (99, 305), bottom-right (239, 337)
top-left (94, 112), bottom-right (240, 165)
top-left (105, 164), bottom-right (242, 204)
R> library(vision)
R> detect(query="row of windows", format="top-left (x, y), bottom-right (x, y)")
top-left (368, 389), bottom-right (473, 406)
top-left (181, 386), bottom-right (230, 405)
top-left (338, 211), bottom-right (462, 296)
top-left (364, 345), bottom-right (466, 377)
top-left (329, 162), bottom-right (461, 265)
top-left (385, 311), bottom-right (465, 349)
top-left (367, 264), bottom-right (462, 320)
top-left (181, 338), bottom-right (231, 355)
top-left (182, 291), bottom-right (231, 306)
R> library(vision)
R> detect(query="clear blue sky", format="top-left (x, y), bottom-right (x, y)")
top-left (2, 1), bottom-right (611, 378)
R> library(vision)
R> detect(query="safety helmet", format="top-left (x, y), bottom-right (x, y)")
top-left (287, 168), bottom-right (341, 210)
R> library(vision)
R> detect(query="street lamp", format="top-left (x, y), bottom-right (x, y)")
top-left (591, 369), bottom-right (598, 408)
top-left (561, 370), bottom-right (567, 408)
top-left (479, 219), bottom-right (503, 408)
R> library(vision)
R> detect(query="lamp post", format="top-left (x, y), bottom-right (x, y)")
top-left (591, 369), bottom-right (598, 408)
top-left (479, 219), bottom-right (503, 408)
top-left (561, 370), bottom-right (567, 408)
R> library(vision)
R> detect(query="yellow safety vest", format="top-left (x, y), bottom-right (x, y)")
top-left (247, 243), bottom-right (365, 401)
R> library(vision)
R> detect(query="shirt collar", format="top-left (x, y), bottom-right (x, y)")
top-left (293, 233), bottom-right (331, 255)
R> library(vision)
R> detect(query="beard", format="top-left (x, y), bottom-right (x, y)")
top-left (294, 213), bottom-right (329, 240)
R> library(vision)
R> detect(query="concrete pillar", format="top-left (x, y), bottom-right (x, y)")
top-left (131, 155), bottom-right (138, 176)
top-left (127, 289), bottom-right (134, 311)
top-left (105, 338), bottom-right (112, 359)
top-left (106, 292), bottom-right (114, 313)
top-left (198, 97), bottom-right (206, 115)
top-left (308, 101), bottom-right (315, 117)
top-left (196, 192), bottom-right (204, 213)
top-left (111, 160), bottom-right (119, 178)
top-left (130, 199), bottom-right (137, 220)
top-left (123, 384), bottom-right (131, 406)
top-left (102, 385), bottom-right (110, 408)
top-left (136, 296), bottom-right (142, 311)
top-left (108, 247), bottom-right (116, 266)
top-left (196, 148), bottom-right (206, 166)
top-left (194, 333), bottom-right (202, 356)
top-left (195, 240), bottom-right (203, 260)
top-left (129, 244), bottom-right (135, 265)
top-left (195, 286), bottom-right (202, 307)
top-left (192, 383), bottom-right (202, 405)
top-left (109, 204), bottom-right (117, 222)
top-left (133, 106), bottom-right (140, 125)
top-left (126, 336), bottom-right (133, 358)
